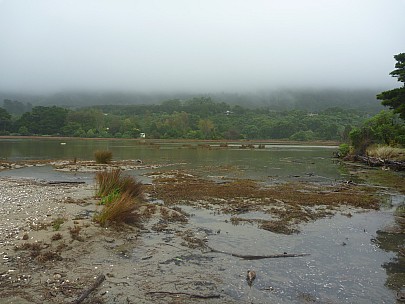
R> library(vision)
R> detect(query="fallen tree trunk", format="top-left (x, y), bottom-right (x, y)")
top-left (354, 155), bottom-right (405, 171)
top-left (206, 245), bottom-right (309, 260)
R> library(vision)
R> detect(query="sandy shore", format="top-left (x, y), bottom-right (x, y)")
top-left (0, 177), bottom-right (232, 304)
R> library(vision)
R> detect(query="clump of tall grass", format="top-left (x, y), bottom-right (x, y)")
top-left (94, 169), bottom-right (144, 226)
top-left (95, 190), bottom-right (141, 226)
top-left (95, 169), bottom-right (144, 200)
top-left (366, 145), bottom-right (405, 161)
top-left (94, 150), bottom-right (113, 164)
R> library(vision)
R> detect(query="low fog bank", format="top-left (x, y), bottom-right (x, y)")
top-left (1, 88), bottom-right (384, 114)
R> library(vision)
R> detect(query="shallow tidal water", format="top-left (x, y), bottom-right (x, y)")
top-left (178, 205), bottom-right (398, 303)
top-left (0, 138), bottom-right (404, 303)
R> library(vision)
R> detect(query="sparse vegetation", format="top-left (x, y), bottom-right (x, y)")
top-left (94, 150), bottom-right (113, 164)
top-left (69, 225), bottom-right (83, 241)
top-left (51, 233), bottom-right (63, 241)
top-left (366, 145), bottom-right (405, 161)
top-left (146, 170), bottom-right (381, 234)
top-left (52, 217), bottom-right (66, 231)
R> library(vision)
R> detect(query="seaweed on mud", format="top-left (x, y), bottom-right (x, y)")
top-left (146, 169), bottom-right (382, 234)
top-left (69, 225), bottom-right (83, 241)
top-left (177, 230), bottom-right (207, 249)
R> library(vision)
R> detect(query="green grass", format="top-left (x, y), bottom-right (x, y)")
top-left (52, 218), bottom-right (65, 231)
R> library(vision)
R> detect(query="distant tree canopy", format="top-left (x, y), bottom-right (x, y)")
top-left (2, 99), bottom-right (32, 116)
top-left (1, 96), bottom-right (402, 147)
top-left (377, 53), bottom-right (405, 119)
top-left (15, 106), bottom-right (68, 135)
top-left (0, 107), bottom-right (12, 134)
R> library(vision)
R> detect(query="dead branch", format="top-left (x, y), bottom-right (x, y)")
top-left (206, 245), bottom-right (309, 260)
top-left (71, 274), bottom-right (105, 304)
top-left (48, 181), bottom-right (86, 185)
top-left (146, 291), bottom-right (220, 299)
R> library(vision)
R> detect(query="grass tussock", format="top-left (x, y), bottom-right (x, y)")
top-left (95, 169), bottom-right (144, 200)
top-left (95, 190), bottom-right (141, 226)
top-left (94, 150), bottom-right (113, 164)
top-left (94, 169), bottom-right (144, 226)
top-left (366, 145), bottom-right (405, 161)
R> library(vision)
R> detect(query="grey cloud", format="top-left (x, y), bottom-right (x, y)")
top-left (0, 0), bottom-right (404, 94)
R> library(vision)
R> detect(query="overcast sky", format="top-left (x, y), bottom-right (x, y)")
top-left (0, 0), bottom-right (404, 94)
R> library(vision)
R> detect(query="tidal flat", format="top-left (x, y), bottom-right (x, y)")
top-left (0, 156), bottom-right (404, 303)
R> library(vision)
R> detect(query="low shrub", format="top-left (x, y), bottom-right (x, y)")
top-left (338, 143), bottom-right (350, 158)
top-left (94, 150), bottom-right (113, 164)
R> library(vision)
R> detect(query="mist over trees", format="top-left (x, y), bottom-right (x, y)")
top-left (0, 88), bottom-right (384, 113)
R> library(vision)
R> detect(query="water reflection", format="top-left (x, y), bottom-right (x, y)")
top-left (376, 195), bottom-right (405, 294)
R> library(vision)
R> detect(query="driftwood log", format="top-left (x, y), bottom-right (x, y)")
top-left (72, 274), bottom-right (105, 304)
top-left (146, 291), bottom-right (220, 299)
top-left (354, 155), bottom-right (405, 171)
top-left (48, 181), bottom-right (86, 185)
top-left (205, 245), bottom-right (309, 260)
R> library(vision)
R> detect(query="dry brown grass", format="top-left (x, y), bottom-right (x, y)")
top-left (94, 150), bottom-right (113, 164)
top-left (95, 169), bottom-right (144, 200)
top-left (95, 190), bottom-right (142, 226)
top-left (366, 145), bottom-right (405, 161)
top-left (94, 169), bottom-right (144, 227)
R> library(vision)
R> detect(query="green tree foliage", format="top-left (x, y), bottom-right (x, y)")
top-left (349, 110), bottom-right (405, 154)
top-left (4, 97), bottom-right (380, 142)
top-left (377, 53), bottom-right (405, 119)
top-left (15, 106), bottom-right (68, 135)
top-left (0, 107), bottom-right (12, 134)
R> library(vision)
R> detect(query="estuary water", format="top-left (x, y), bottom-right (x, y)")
top-left (0, 137), bottom-right (403, 303)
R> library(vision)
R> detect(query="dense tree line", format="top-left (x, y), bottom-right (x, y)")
top-left (0, 96), bottom-right (375, 141)
top-left (349, 53), bottom-right (405, 154)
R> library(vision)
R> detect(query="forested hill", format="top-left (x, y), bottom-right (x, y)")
top-left (1, 96), bottom-right (377, 141)
top-left (0, 88), bottom-right (383, 113)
